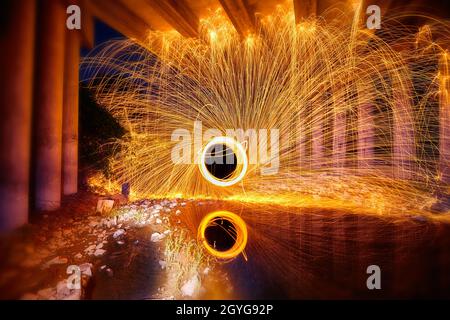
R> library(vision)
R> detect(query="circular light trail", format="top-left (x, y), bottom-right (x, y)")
top-left (198, 136), bottom-right (248, 187)
top-left (198, 210), bottom-right (248, 260)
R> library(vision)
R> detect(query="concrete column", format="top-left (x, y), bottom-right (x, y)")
top-left (311, 116), bottom-right (324, 170)
top-left (437, 222), bottom-right (450, 297)
top-left (317, 0), bottom-right (334, 16)
top-left (356, 216), bottom-right (396, 298)
top-left (439, 52), bottom-right (450, 184)
top-left (392, 219), bottom-right (430, 298)
top-left (63, 30), bottom-right (80, 195)
top-left (293, 0), bottom-right (317, 23)
top-left (297, 113), bottom-right (309, 171)
top-left (298, 212), bottom-right (312, 292)
top-left (317, 0), bottom-right (347, 20)
top-left (290, 211), bottom-right (306, 297)
top-left (392, 78), bottom-right (415, 180)
top-left (332, 111), bottom-right (346, 172)
top-left (310, 212), bottom-right (332, 294)
top-left (331, 213), bottom-right (357, 294)
top-left (34, 0), bottom-right (66, 210)
top-left (0, 0), bottom-right (36, 231)
top-left (357, 103), bottom-right (375, 171)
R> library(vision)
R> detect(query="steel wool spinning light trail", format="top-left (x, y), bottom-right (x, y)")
top-left (82, 1), bottom-right (450, 218)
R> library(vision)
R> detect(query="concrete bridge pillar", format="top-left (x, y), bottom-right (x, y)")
top-left (392, 78), bottom-right (415, 180)
top-left (0, 0), bottom-right (36, 231)
top-left (297, 120), bottom-right (309, 171)
top-left (439, 52), bottom-right (450, 185)
top-left (311, 116), bottom-right (324, 170)
top-left (332, 111), bottom-right (346, 172)
top-left (63, 30), bottom-right (81, 195)
top-left (357, 102), bottom-right (375, 171)
top-left (34, 0), bottom-right (66, 210)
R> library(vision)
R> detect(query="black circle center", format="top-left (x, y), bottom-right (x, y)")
top-left (205, 143), bottom-right (237, 180)
top-left (204, 218), bottom-right (237, 252)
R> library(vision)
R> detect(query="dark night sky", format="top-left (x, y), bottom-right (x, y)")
top-left (80, 19), bottom-right (126, 83)
top-left (81, 19), bottom-right (125, 57)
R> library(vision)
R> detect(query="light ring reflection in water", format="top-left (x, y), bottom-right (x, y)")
top-left (198, 210), bottom-right (248, 260)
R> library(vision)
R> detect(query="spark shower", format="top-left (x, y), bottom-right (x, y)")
top-left (83, 2), bottom-right (450, 218)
